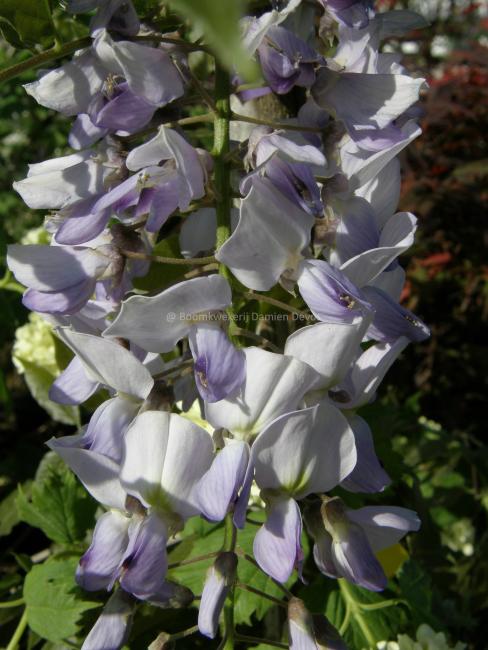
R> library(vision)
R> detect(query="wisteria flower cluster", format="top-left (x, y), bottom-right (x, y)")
top-left (7, 0), bottom-right (431, 647)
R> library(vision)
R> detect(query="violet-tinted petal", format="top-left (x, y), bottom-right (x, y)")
top-left (313, 68), bottom-right (424, 131)
top-left (217, 177), bottom-right (314, 291)
top-left (313, 532), bottom-right (341, 579)
top-left (338, 336), bottom-right (409, 409)
top-left (330, 522), bottom-right (387, 591)
top-left (253, 497), bottom-right (303, 583)
top-left (69, 114), bottom-right (108, 149)
top-left (81, 590), bottom-right (135, 650)
top-left (84, 396), bottom-right (139, 463)
top-left (259, 44), bottom-right (300, 94)
top-left (288, 597), bottom-right (317, 650)
top-left (340, 120), bottom-right (421, 191)
top-left (104, 275), bottom-right (232, 353)
top-left (362, 286), bottom-right (430, 342)
top-left (339, 211), bottom-right (417, 288)
top-left (297, 259), bottom-right (373, 324)
top-left (284, 321), bottom-right (365, 389)
top-left (189, 325), bottom-right (246, 403)
top-left (329, 197), bottom-right (379, 267)
top-left (346, 505), bottom-right (420, 552)
top-left (119, 513), bottom-right (169, 600)
top-left (7, 244), bottom-right (109, 292)
top-left (340, 415), bottom-right (391, 493)
top-left (120, 411), bottom-right (214, 519)
top-left (47, 440), bottom-right (126, 509)
top-left (55, 329), bottom-right (154, 400)
top-left (145, 176), bottom-right (180, 232)
top-left (95, 31), bottom-right (184, 107)
top-left (252, 401), bottom-right (357, 499)
top-left (96, 87), bottom-right (155, 133)
top-left (49, 355), bottom-right (99, 405)
top-left (194, 441), bottom-right (250, 521)
top-left (23, 280), bottom-right (96, 315)
top-left (205, 347), bottom-right (321, 441)
top-left (23, 49), bottom-right (106, 116)
top-left (77, 511), bottom-right (130, 591)
top-left (265, 158), bottom-right (323, 217)
top-left (55, 209), bottom-right (111, 246)
top-left (198, 553), bottom-right (238, 639)
top-left (233, 459), bottom-right (254, 529)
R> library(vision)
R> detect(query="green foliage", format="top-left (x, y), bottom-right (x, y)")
top-left (0, 0), bottom-right (55, 48)
top-left (0, 486), bottom-right (25, 536)
top-left (168, 513), bottom-right (289, 626)
top-left (20, 359), bottom-right (79, 426)
top-left (23, 556), bottom-right (100, 643)
top-left (16, 452), bottom-right (97, 545)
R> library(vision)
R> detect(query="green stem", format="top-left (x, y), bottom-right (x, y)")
top-left (0, 38), bottom-right (91, 85)
top-left (213, 64), bottom-right (232, 251)
top-left (231, 112), bottom-right (325, 134)
top-left (0, 271), bottom-right (24, 294)
top-left (169, 625), bottom-right (199, 641)
top-left (236, 582), bottom-right (286, 608)
top-left (0, 598), bottom-right (24, 609)
top-left (6, 610), bottom-right (28, 650)
top-left (167, 551), bottom-right (218, 569)
top-left (0, 34), bottom-right (208, 86)
top-left (212, 62), bottom-right (240, 340)
top-left (221, 513), bottom-right (238, 650)
top-left (244, 291), bottom-right (312, 320)
top-left (338, 579), bottom-right (376, 648)
top-left (357, 598), bottom-right (408, 612)
top-left (120, 250), bottom-right (216, 265)
top-left (232, 328), bottom-right (282, 353)
top-left (235, 549), bottom-right (293, 598)
top-left (235, 634), bottom-right (287, 649)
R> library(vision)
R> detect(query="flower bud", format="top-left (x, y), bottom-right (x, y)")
top-left (82, 590), bottom-right (135, 650)
top-left (198, 552), bottom-right (238, 639)
top-left (288, 597), bottom-right (316, 649)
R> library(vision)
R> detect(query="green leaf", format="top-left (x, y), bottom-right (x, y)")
top-left (167, 518), bottom-right (223, 595)
top-left (23, 556), bottom-right (100, 643)
top-left (397, 560), bottom-right (439, 629)
top-left (0, 0), bottom-right (55, 47)
top-left (16, 452), bottom-right (97, 545)
top-left (165, 0), bottom-right (257, 79)
top-left (20, 358), bottom-right (79, 426)
top-left (234, 514), bottom-right (288, 625)
top-left (0, 486), bottom-right (24, 536)
top-left (167, 512), bottom-right (288, 626)
top-left (300, 578), bottom-right (408, 649)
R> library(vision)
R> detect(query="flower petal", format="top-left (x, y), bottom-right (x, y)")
top-left (77, 510), bottom-right (130, 591)
top-left (205, 347), bottom-right (320, 440)
top-left (252, 400), bottom-right (356, 498)
top-left (194, 441), bottom-right (250, 522)
top-left (104, 275), bottom-right (232, 352)
top-left (55, 328), bottom-right (154, 400)
top-left (253, 497), bottom-right (303, 583)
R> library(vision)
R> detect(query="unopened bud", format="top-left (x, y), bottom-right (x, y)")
top-left (288, 597), bottom-right (316, 648)
top-left (198, 552), bottom-right (238, 639)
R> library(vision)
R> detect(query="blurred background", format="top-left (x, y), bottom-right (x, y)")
top-left (0, 1), bottom-right (486, 648)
